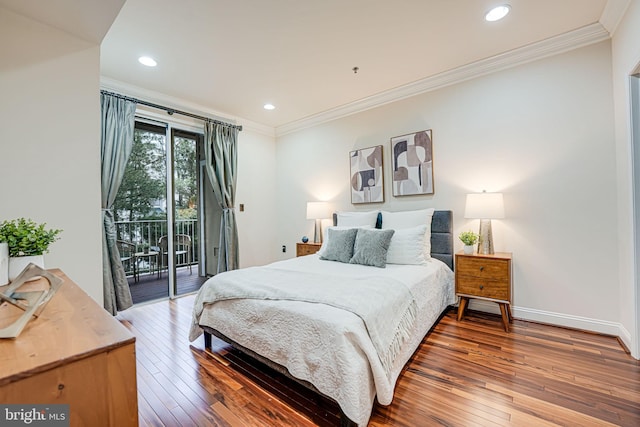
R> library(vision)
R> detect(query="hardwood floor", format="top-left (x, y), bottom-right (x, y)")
top-left (117, 296), bottom-right (640, 426)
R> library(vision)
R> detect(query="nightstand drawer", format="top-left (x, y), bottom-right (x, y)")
top-left (296, 242), bottom-right (322, 257)
top-left (456, 276), bottom-right (509, 301)
top-left (456, 256), bottom-right (509, 281)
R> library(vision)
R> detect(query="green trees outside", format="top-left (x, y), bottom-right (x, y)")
top-left (113, 128), bottom-right (199, 253)
top-left (113, 130), bottom-right (166, 222)
top-left (174, 137), bottom-right (198, 220)
top-left (113, 132), bottom-right (198, 222)
top-left (113, 127), bottom-right (200, 273)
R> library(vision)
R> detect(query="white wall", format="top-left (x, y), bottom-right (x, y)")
top-left (235, 130), bottom-right (278, 267)
top-left (0, 8), bottom-right (104, 302)
top-left (611, 0), bottom-right (640, 358)
top-left (276, 41), bottom-right (621, 334)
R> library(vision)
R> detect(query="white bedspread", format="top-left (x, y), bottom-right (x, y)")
top-left (190, 255), bottom-right (455, 426)
top-left (189, 266), bottom-right (417, 378)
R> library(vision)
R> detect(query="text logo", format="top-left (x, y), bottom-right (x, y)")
top-left (0, 405), bottom-right (69, 426)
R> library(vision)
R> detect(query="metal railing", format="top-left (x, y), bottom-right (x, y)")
top-left (115, 219), bottom-right (198, 277)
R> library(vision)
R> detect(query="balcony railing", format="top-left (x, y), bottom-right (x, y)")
top-left (115, 219), bottom-right (198, 277)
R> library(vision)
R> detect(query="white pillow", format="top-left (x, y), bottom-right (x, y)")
top-left (381, 208), bottom-right (435, 229)
top-left (386, 225), bottom-right (429, 265)
top-left (381, 208), bottom-right (435, 258)
top-left (317, 225), bottom-right (373, 257)
top-left (336, 211), bottom-right (379, 227)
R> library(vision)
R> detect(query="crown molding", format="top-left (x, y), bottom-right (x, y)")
top-left (276, 23), bottom-right (610, 137)
top-left (600, 0), bottom-right (631, 36)
top-left (99, 77), bottom-right (276, 137)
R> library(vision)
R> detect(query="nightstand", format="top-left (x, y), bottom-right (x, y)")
top-left (296, 242), bottom-right (322, 257)
top-left (455, 251), bottom-right (513, 332)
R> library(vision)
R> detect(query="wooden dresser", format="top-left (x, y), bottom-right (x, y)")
top-left (0, 270), bottom-right (138, 426)
top-left (455, 252), bottom-right (513, 332)
top-left (296, 242), bottom-right (322, 257)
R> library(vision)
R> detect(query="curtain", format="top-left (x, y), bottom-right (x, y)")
top-left (101, 93), bottom-right (136, 315)
top-left (203, 121), bottom-right (239, 273)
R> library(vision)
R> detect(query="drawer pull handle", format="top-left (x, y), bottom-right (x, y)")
top-left (479, 285), bottom-right (484, 290)
top-left (479, 266), bottom-right (484, 272)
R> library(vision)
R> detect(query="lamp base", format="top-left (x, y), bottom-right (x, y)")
top-left (477, 219), bottom-right (495, 255)
top-left (314, 219), bottom-right (323, 243)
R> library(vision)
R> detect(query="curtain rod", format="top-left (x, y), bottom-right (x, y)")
top-left (100, 90), bottom-right (243, 131)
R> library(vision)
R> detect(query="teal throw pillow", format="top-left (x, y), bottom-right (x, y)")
top-left (319, 228), bottom-right (358, 263)
top-left (349, 228), bottom-right (395, 268)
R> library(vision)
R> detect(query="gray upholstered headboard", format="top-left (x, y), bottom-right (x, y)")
top-left (331, 210), bottom-right (454, 270)
top-left (430, 210), bottom-right (454, 270)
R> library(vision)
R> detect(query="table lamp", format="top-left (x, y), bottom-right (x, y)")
top-left (306, 202), bottom-right (329, 243)
top-left (464, 191), bottom-right (504, 255)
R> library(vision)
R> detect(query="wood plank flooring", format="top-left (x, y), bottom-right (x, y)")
top-left (116, 295), bottom-right (640, 426)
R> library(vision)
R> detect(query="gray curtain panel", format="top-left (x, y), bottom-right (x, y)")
top-left (203, 121), bottom-right (239, 273)
top-left (101, 93), bottom-right (136, 315)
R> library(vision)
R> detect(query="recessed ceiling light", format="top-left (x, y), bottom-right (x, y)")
top-left (485, 5), bottom-right (510, 22)
top-left (263, 103), bottom-right (275, 110)
top-left (138, 56), bottom-right (157, 67)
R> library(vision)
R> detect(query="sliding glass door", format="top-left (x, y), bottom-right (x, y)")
top-left (113, 121), bottom-right (209, 303)
top-left (113, 121), bottom-right (169, 303)
top-left (171, 129), bottom-right (209, 296)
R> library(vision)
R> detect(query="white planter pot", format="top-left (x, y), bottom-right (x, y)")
top-left (0, 243), bottom-right (8, 286)
top-left (463, 245), bottom-right (474, 255)
top-left (9, 255), bottom-right (44, 281)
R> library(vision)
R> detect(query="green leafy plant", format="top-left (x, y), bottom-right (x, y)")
top-left (0, 218), bottom-right (62, 257)
top-left (459, 230), bottom-right (479, 246)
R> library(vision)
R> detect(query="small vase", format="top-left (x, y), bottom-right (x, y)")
top-left (0, 243), bottom-right (8, 286)
top-left (9, 255), bottom-right (45, 281)
top-left (463, 245), bottom-right (474, 255)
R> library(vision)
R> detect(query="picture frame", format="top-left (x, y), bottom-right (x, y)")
top-left (390, 129), bottom-right (434, 196)
top-left (349, 145), bottom-right (384, 204)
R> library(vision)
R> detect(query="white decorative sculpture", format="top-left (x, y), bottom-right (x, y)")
top-left (0, 263), bottom-right (63, 338)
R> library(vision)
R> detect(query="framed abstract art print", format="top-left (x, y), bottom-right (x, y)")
top-left (390, 129), bottom-right (434, 196)
top-left (350, 145), bottom-right (384, 204)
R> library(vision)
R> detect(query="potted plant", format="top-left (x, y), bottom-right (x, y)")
top-left (459, 230), bottom-right (479, 255)
top-left (0, 218), bottom-right (62, 281)
top-left (138, 242), bottom-right (150, 254)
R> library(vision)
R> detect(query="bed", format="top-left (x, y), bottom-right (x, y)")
top-left (189, 210), bottom-right (455, 426)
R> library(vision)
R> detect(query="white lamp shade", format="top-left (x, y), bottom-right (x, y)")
top-left (464, 192), bottom-right (505, 219)
top-left (306, 201), bottom-right (330, 219)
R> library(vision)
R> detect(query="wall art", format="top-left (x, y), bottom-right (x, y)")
top-left (391, 129), bottom-right (434, 196)
top-left (350, 145), bottom-right (384, 204)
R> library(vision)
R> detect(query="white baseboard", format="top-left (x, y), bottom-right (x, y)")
top-left (618, 324), bottom-right (633, 353)
top-left (466, 300), bottom-right (631, 347)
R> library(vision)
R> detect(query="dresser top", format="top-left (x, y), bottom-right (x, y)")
top-left (0, 270), bottom-right (135, 385)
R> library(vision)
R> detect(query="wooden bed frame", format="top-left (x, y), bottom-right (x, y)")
top-left (202, 210), bottom-right (454, 426)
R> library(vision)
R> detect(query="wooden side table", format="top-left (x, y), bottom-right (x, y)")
top-left (455, 251), bottom-right (513, 332)
top-left (296, 242), bottom-right (322, 257)
top-left (134, 250), bottom-right (160, 281)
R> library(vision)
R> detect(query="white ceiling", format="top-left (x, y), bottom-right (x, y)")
top-left (2, 0), bottom-right (628, 131)
top-left (0, 0), bottom-right (125, 43)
